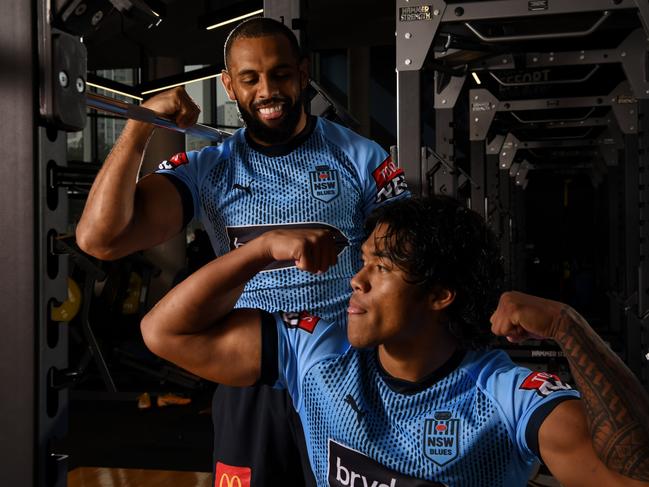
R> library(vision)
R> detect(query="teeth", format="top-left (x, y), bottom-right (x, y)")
top-left (259, 105), bottom-right (282, 114)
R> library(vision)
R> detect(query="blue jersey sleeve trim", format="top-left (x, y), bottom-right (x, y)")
top-left (157, 172), bottom-right (194, 228)
top-left (525, 395), bottom-right (580, 462)
top-left (257, 310), bottom-right (279, 386)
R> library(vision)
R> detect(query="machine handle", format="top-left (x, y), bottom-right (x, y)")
top-left (86, 92), bottom-right (231, 143)
top-left (464, 11), bottom-right (609, 43)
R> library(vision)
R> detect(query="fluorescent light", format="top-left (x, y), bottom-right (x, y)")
top-left (206, 8), bottom-right (264, 30)
top-left (471, 72), bottom-right (482, 85)
top-left (141, 73), bottom-right (222, 95)
top-left (87, 82), bottom-right (143, 101)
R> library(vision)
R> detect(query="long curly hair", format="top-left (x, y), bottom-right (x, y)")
top-left (365, 196), bottom-right (503, 349)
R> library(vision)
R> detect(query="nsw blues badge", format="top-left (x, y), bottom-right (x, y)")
top-left (310, 165), bottom-right (340, 203)
top-left (424, 412), bottom-right (460, 467)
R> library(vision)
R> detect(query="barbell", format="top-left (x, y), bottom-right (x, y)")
top-left (86, 92), bottom-right (231, 143)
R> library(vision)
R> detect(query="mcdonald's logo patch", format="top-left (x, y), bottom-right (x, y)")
top-left (214, 462), bottom-right (251, 487)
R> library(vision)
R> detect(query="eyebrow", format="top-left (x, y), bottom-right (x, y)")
top-left (236, 63), bottom-right (295, 77)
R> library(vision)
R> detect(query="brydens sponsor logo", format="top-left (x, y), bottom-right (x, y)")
top-left (328, 439), bottom-right (447, 487)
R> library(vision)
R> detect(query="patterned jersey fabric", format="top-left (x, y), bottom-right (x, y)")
top-left (156, 116), bottom-right (408, 323)
top-left (271, 312), bottom-right (581, 487)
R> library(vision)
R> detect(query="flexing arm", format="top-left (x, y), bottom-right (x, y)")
top-left (491, 292), bottom-right (649, 486)
top-left (76, 87), bottom-right (200, 260)
top-left (141, 228), bottom-right (338, 385)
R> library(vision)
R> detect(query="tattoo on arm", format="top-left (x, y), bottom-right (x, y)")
top-left (554, 307), bottom-right (649, 481)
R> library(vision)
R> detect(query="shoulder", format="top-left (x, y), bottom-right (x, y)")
top-left (316, 117), bottom-right (387, 159)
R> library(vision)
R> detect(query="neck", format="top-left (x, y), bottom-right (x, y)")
top-left (248, 109), bottom-right (308, 147)
top-left (377, 325), bottom-right (459, 382)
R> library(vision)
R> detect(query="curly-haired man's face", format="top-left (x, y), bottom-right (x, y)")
top-left (347, 224), bottom-right (439, 350)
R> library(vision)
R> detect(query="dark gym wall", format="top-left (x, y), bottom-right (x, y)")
top-left (0, 0), bottom-right (36, 484)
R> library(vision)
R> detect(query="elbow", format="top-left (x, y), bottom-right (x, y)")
top-left (140, 313), bottom-right (166, 359)
top-left (75, 225), bottom-right (124, 261)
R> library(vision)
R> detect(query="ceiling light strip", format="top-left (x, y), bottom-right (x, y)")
top-left (140, 73), bottom-right (222, 96)
top-left (206, 8), bottom-right (264, 30)
top-left (87, 82), bottom-right (143, 101)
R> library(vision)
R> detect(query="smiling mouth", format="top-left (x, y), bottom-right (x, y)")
top-left (257, 103), bottom-right (284, 120)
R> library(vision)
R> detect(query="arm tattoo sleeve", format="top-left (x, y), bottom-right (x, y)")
top-left (554, 307), bottom-right (649, 481)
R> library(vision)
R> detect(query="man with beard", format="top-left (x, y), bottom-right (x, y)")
top-left (76, 17), bottom-right (408, 487)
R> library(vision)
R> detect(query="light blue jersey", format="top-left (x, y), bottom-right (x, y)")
top-left (271, 312), bottom-right (581, 487)
top-left (156, 116), bottom-right (408, 323)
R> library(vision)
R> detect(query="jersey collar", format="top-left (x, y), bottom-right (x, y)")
top-left (244, 115), bottom-right (317, 157)
top-left (376, 349), bottom-right (467, 395)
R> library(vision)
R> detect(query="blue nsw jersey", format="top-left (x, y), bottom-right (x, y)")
top-left (271, 312), bottom-right (581, 487)
top-left (156, 117), bottom-right (408, 323)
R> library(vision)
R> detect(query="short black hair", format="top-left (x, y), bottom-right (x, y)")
top-left (366, 196), bottom-right (504, 349)
top-left (224, 17), bottom-right (303, 70)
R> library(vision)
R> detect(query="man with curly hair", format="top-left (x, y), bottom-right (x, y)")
top-left (141, 195), bottom-right (649, 486)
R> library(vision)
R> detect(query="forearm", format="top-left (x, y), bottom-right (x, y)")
top-left (554, 307), bottom-right (649, 480)
top-left (143, 237), bottom-right (274, 337)
top-left (76, 120), bottom-right (154, 256)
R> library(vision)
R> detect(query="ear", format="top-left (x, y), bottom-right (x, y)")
top-left (429, 288), bottom-right (455, 311)
top-left (221, 70), bottom-right (236, 101)
top-left (298, 57), bottom-right (310, 90)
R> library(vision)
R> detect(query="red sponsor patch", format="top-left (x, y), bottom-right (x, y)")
top-left (169, 152), bottom-right (189, 167)
top-left (519, 371), bottom-right (572, 397)
top-left (214, 462), bottom-right (251, 487)
top-left (297, 311), bottom-right (320, 333)
top-left (280, 311), bottom-right (321, 334)
top-left (372, 156), bottom-right (404, 189)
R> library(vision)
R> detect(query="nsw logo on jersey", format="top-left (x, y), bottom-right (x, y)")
top-left (158, 152), bottom-right (189, 171)
top-left (373, 156), bottom-right (407, 203)
top-left (423, 411), bottom-right (460, 467)
top-left (280, 311), bottom-right (320, 333)
top-left (329, 440), bottom-right (447, 487)
top-left (519, 371), bottom-right (572, 397)
top-left (309, 165), bottom-right (340, 203)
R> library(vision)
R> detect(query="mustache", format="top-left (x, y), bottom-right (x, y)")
top-left (251, 97), bottom-right (291, 110)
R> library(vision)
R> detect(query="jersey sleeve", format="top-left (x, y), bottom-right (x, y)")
top-left (318, 119), bottom-right (410, 218)
top-left (477, 352), bottom-right (581, 464)
top-left (154, 143), bottom-right (228, 222)
top-left (272, 311), bottom-right (349, 409)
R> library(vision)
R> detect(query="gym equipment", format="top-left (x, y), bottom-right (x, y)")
top-left (86, 92), bottom-right (231, 142)
top-left (51, 277), bottom-right (82, 322)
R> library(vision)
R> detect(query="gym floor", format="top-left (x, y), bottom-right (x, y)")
top-left (60, 388), bottom-right (214, 482)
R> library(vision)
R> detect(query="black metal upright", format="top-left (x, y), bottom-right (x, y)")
top-left (0, 0), bottom-right (85, 485)
top-left (0, 1), bottom-right (37, 484)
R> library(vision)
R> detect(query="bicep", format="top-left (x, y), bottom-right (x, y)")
top-left (127, 174), bottom-right (185, 249)
top-left (539, 399), bottom-right (645, 487)
top-left (148, 308), bottom-right (263, 387)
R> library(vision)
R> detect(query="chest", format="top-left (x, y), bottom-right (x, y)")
top-left (200, 139), bottom-right (364, 227)
top-left (300, 355), bottom-right (518, 486)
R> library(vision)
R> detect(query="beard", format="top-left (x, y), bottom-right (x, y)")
top-left (237, 93), bottom-right (304, 145)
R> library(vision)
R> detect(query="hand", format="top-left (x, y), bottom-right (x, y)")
top-left (490, 291), bottom-right (568, 343)
top-left (260, 229), bottom-right (339, 274)
top-left (141, 87), bottom-right (201, 128)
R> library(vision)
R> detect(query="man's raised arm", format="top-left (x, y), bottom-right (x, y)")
top-left (75, 87), bottom-right (200, 260)
top-left (491, 291), bottom-right (649, 486)
top-left (140, 228), bottom-right (339, 386)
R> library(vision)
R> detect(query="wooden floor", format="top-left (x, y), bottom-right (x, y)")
top-left (68, 467), bottom-right (211, 487)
